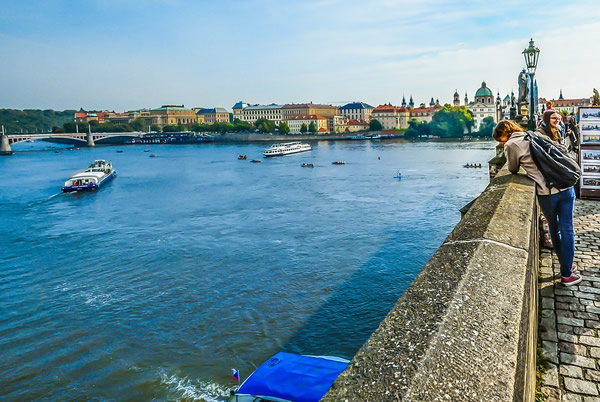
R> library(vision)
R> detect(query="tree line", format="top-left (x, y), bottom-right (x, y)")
top-left (369, 105), bottom-right (495, 139)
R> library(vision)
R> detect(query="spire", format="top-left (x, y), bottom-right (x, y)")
top-left (430, 97), bottom-right (435, 107)
top-left (559, 89), bottom-right (564, 100)
top-left (409, 95), bottom-right (414, 108)
top-left (402, 95), bottom-right (406, 107)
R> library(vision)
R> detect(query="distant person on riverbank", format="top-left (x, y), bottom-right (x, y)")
top-left (493, 119), bottom-right (580, 286)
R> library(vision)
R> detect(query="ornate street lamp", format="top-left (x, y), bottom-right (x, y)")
top-left (523, 38), bottom-right (540, 129)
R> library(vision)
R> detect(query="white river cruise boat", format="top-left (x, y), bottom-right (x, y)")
top-left (263, 142), bottom-right (311, 157)
top-left (62, 160), bottom-right (117, 193)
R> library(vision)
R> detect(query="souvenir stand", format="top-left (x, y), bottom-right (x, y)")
top-left (579, 107), bottom-right (600, 199)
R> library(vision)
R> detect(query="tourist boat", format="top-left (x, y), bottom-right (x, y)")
top-left (230, 352), bottom-right (349, 402)
top-left (238, 154), bottom-right (247, 160)
top-left (301, 163), bottom-right (314, 168)
top-left (332, 161), bottom-right (345, 165)
top-left (62, 160), bottom-right (116, 193)
top-left (263, 142), bottom-right (311, 157)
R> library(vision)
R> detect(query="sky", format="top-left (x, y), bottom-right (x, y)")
top-left (1, 0), bottom-right (599, 112)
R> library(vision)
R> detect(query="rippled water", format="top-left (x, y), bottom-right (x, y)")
top-left (0, 139), bottom-right (495, 400)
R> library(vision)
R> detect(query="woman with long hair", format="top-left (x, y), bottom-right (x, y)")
top-left (493, 118), bottom-right (580, 286)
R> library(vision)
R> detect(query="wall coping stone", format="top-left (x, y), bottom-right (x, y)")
top-left (323, 166), bottom-right (538, 401)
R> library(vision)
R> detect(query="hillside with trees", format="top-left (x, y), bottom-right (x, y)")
top-left (0, 109), bottom-right (77, 133)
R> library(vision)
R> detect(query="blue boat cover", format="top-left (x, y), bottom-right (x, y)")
top-left (236, 352), bottom-right (349, 402)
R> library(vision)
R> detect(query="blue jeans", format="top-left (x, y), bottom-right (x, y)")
top-left (538, 187), bottom-right (576, 278)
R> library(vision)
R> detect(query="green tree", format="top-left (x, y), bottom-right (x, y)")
top-left (254, 118), bottom-right (275, 133)
top-left (430, 104), bottom-right (474, 138)
top-left (300, 123), bottom-right (308, 133)
top-left (278, 122), bottom-right (290, 134)
top-left (150, 124), bottom-right (161, 132)
top-left (404, 119), bottom-right (431, 139)
top-left (130, 118), bottom-right (145, 131)
top-left (308, 122), bottom-right (317, 133)
top-left (369, 119), bottom-right (383, 131)
top-left (476, 116), bottom-right (496, 138)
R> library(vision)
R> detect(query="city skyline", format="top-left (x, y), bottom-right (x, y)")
top-left (1, 0), bottom-right (599, 111)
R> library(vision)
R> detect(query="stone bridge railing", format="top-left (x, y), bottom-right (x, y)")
top-left (323, 165), bottom-right (539, 401)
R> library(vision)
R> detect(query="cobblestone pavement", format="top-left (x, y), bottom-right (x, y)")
top-left (540, 199), bottom-right (600, 401)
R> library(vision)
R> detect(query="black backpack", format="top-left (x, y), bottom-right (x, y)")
top-left (525, 131), bottom-right (581, 190)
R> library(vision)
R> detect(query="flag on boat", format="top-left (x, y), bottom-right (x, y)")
top-left (232, 369), bottom-right (240, 382)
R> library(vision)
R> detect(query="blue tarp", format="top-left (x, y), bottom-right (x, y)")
top-left (235, 352), bottom-right (349, 402)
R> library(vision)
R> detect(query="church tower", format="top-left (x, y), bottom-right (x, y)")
top-left (453, 90), bottom-right (460, 107)
top-left (402, 95), bottom-right (407, 107)
top-left (464, 92), bottom-right (469, 105)
top-left (409, 95), bottom-right (414, 109)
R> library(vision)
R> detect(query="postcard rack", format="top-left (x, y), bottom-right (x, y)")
top-left (579, 107), bottom-right (600, 199)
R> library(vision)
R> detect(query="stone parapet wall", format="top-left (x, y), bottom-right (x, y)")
top-left (323, 166), bottom-right (539, 401)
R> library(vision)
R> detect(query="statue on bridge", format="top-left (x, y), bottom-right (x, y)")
top-left (518, 69), bottom-right (529, 104)
top-left (593, 88), bottom-right (600, 106)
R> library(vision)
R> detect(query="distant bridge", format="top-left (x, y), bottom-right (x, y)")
top-left (1, 132), bottom-right (143, 154)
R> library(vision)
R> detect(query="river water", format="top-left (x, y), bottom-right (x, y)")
top-left (0, 139), bottom-right (495, 400)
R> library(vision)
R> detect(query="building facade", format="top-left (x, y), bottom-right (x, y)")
top-left (195, 107), bottom-right (230, 124)
top-left (463, 82), bottom-right (502, 131)
top-left (236, 104), bottom-right (283, 125)
top-left (284, 114), bottom-right (329, 134)
top-left (149, 105), bottom-right (198, 128)
top-left (339, 102), bottom-right (374, 122)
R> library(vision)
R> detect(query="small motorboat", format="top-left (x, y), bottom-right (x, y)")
top-left (251, 159), bottom-right (262, 163)
top-left (116, 150), bottom-right (124, 153)
top-left (54, 150), bottom-right (60, 153)
top-left (332, 161), bottom-right (345, 165)
top-left (144, 149), bottom-right (151, 152)
top-left (463, 163), bottom-right (482, 168)
top-left (238, 155), bottom-right (247, 160)
top-left (150, 154), bottom-right (157, 158)
top-left (301, 163), bottom-right (314, 168)
top-left (230, 352), bottom-right (349, 402)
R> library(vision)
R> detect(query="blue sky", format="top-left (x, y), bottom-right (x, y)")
top-left (1, 0), bottom-right (599, 111)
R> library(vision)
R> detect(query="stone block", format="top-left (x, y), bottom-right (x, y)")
top-left (558, 316), bottom-right (585, 327)
top-left (544, 341), bottom-right (559, 364)
top-left (560, 353), bottom-right (597, 369)
top-left (562, 393), bottom-right (583, 401)
top-left (543, 297), bottom-right (556, 309)
top-left (543, 362), bottom-right (559, 387)
top-left (577, 312), bottom-right (600, 320)
top-left (564, 378), bottom-right (599, 396)
top-left (560, 364), bottom-right (583, 379)
top-left (559, 324), bottom-right (575, 334)
top-left (560, 341), bottom-right (588, 356)
top-left (558, 332), bottom-right (578, 343)
top-left (585, 369), bottom-right (600, 382)
top-left (580, 336), bottom-right (600, 347)
top-left (587, 320), bottom-right (600, 329)
top-left (575, 327), bottom-right (596, 336)
top-left (541, 386), bottom-right (561, 401)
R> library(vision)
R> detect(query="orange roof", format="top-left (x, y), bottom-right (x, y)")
top-left (372, 105), bottom-right (399, 113)
top-left (318, 127), bottom-right (328, 132)
top-left (75, 112), bottom-right (87, 118)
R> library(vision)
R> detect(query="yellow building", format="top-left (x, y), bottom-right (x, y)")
top-left (149, 105), bottom-right (197, 128)
top-left (195, 107), bottom-right (230, 124)
top-left (282, 103), bottom-right (338, 121)
top-left (285, 114), bottom-right (329, 134)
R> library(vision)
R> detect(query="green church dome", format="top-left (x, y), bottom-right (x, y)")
top-left (475, 81), bottom-right (493, 97)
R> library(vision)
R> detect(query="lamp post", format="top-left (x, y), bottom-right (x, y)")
top-left (523, 38), bottom-right (540, 130)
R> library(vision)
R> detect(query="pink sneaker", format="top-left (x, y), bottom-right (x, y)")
top-left (562, 274), bottom-right (582, 287)
top-left (571, 264), bottom-right (578, 273)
